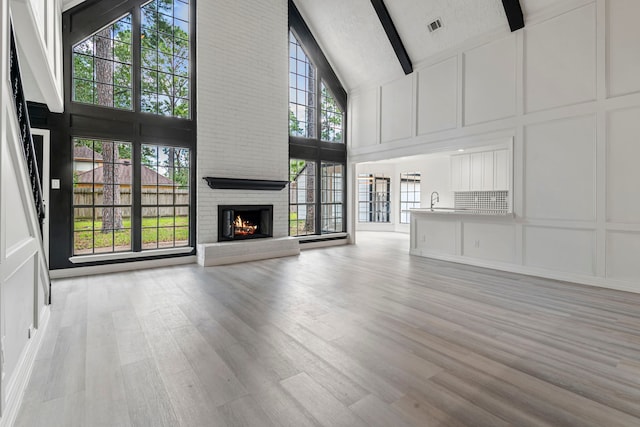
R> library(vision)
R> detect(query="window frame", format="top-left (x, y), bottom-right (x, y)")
top-left (358, 174), bottom-right (391, 223)
top-left (45, 0), bottom-right (197, 268)
top-left (399, 172), bottom-right (421, 224)
top-left (288, 0), bottom-right (347, 237)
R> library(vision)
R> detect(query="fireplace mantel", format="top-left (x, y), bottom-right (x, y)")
top-left (203, 177), bottom-right (289, 191)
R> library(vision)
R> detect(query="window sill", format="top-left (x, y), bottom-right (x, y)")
top-left (294, 232), bottom-right (348, 242)
top-left (69, 247), bottom-right (194, 264)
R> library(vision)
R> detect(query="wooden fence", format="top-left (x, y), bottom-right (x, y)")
top-left (74, 188), bottom-right (189, 218)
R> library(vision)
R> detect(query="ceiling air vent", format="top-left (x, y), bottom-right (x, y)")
top-left (428, 18), bottom-right (443, 33)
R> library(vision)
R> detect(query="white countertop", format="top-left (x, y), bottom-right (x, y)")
top-left (411, 208), bottom-right (514, 217)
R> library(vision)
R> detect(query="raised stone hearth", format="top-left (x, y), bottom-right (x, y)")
top-left (197, 237), bottom-right (300, 267)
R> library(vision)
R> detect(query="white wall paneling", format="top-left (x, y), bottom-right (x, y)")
top-left (524, 4), bottom-right (597, 113)
top-left (524, 226), bottom-right (596, 275)
top-left (414, 217), bottom-right (457, 256)
top-left (606, 107), bottom-right (640, 224)
top-left (350, 87), bottom-right (379, 148)
top-left (351, 0), bottom-right (640, 293)
top-left (606, 0), bottom-right (640, 98)
top-left (462, 222), bottom-right (516, 263)
top-left (463, 35), bottom-right (517, 126)
top-left (380, 75), bottom-right (414, 143)
top-left (417, 57), bottom-right (457, 135)
top-left (606, 231), bottom-right (640, 281)
top-left (524, 115), bottom-right (596, 221)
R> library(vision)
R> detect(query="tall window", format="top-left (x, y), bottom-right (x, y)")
top-left (289, 159), bottom-right (316, 236)
top-left (71, 1), bottom-right (191, 117)
top-left (400, 172), bottom-right (421, 224)
top-left (289, 32), bottom-right (315, 138)
top-left (141, 145), bottom-right (190, 249)
top-left (73, 139), bottom-right (132, 254)
top-left (321, 162), bottom-right (344, 232)
top-left (141, 0), bottom-right (190, 118)
top-left (58, 0), bottom-right (196, 267)
top-left (358, 174), bottom-right (391, 223)
top-left (320, 83), bottom-right (344, 143)
top-left (289, 1), bottom-right (347, 237)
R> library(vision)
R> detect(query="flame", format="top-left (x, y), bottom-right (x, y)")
top-left (234, 215), bottom-right (258, 235)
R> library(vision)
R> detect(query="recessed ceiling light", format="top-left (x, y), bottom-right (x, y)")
top-left (457, 149), bottom-right (465, 152)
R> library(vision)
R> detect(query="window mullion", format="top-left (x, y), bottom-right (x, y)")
top-left (132, 6), bottom-right (142, 113)
top-left (132, 143), bottom-right (142, 252)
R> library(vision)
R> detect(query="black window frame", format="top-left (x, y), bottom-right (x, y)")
top-left (289, 0), bottom-right (347, 236)
top-left (358, 174), bottom-right (391, 223)
top-left (41, 0), bottom-right (197, 270)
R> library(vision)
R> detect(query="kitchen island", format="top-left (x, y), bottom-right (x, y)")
top-left (409, 207), bottom-right (517, 265)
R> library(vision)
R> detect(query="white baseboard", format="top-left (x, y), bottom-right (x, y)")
top-left (410, 250), bottom-right (640, 294)
top-left (0, 306), bottom-right (51, 427)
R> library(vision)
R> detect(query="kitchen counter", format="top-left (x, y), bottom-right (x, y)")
top-left (411, 208), bottom-right (514, 217)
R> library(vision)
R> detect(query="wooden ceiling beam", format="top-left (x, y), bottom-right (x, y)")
top-left (369, 0), bottom-right (413, 75)
top-left (502, 0), bottom-right (525, 32)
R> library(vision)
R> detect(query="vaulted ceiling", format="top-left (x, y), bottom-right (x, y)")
top-left (62, 0), bottom-right (563, 92)
top-left (294, 0), bottom-right (560, 91)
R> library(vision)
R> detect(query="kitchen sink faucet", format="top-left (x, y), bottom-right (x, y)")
top-left (430, 191), bottom-right (439, 209)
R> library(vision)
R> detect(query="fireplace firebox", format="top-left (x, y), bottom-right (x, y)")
top-left (218, 205), bottom-right (273, 241)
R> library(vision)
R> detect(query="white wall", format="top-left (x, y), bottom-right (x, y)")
top-left (11, 0), bottom-right (63, 112)
top-left (196, 0), bottom-right (289, 244)
top-left (349, 0), bottom-right (640, 293)
top-left (0, 2), bottom-right (55, 424)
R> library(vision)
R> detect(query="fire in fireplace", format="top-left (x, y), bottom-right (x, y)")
top-left (218, 205), bottom-right (273, 241)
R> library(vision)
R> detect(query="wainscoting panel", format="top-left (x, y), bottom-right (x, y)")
top-left (606, 107), bottom-right (640, 224)
top-left (524, 115), bottom-right (596, 221)
top-left (350, 87), bottom-right (379, 148)
top-left (606, 0), bottom-right (640, 98)
top-left (463, 35), bottom-right (517, 126)
top-left (524, 3), bottom-right (596, 113)
top-left (606, 230), bottom-right (640, 281)
top-left (524, 225), bottom-right (595, 275)
top-left (380, 75), bottom-right (413, 143)
top-left (462, 222), bottom-right (515, 263)
top-left (417, 57), bottom-right (457, 135)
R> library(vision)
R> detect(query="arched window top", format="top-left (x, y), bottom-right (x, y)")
top-left (320, 82), bottom-right (343, 143)
top-left (72, 14), bottom-right (133, 110)
top-left (70, 0), bottom-right (192, 119)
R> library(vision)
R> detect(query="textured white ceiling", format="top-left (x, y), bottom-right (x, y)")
top-left (295, 0), bottom-right (569, 91)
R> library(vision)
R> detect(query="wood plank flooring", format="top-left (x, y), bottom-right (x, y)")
top-left (15, 232), bottom-right (640, 426)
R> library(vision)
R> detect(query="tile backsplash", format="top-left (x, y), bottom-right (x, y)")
top-left (454, 191), bottom-right (509, 212)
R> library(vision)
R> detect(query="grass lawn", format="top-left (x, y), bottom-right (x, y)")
top-left (289, 218), bottom-right (314, 236)
top-left (74, 216), bottom-right (189, 252)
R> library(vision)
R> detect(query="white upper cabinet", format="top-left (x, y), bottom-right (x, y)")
top-left (451, 154), bottom-right (470, 192)
top-left (452, 150), bottom-right (509, 192)
top-left (493, 149), bottom-right (510, 191)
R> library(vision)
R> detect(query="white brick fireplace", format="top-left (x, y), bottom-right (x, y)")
top-left (195, 0), bottom-right (298, 265)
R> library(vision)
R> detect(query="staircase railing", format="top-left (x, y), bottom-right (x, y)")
top-left (9, 23), bottom-right (46, 232)
top-left (8, 21), bottom-right (51, 305)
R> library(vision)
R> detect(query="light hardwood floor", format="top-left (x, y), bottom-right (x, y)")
top-left (15, 232), bottom-right (640, 426)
